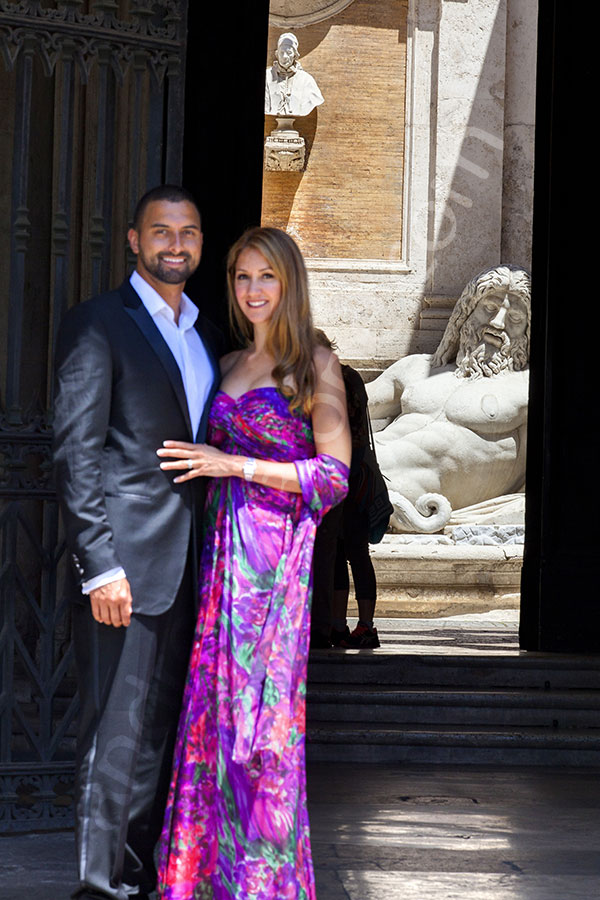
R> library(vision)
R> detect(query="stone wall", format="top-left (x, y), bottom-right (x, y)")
top-left (263, 0), bottom-right (538, 366)
top-left (262, 0), bottom-right (408, 261)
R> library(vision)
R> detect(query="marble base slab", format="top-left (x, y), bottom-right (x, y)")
top-left (356, 535), bottom-right (523, 617)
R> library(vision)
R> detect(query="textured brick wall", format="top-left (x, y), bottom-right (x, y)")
top-left (261, 0), bottom-right (408, 260)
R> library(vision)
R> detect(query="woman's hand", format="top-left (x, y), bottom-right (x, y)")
top-left (157, 441), bottom-right (237, 483)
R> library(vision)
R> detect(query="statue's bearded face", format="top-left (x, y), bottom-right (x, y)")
top-left (456, 289), bottom-right (529, 377)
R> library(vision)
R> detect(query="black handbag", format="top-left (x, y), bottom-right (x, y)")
top-left (353, 416), bottom-right (393, 543)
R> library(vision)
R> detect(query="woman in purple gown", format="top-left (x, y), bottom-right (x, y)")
top-left (155, 227), bottom-right (351, 899)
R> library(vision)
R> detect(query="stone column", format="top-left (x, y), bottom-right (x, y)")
top-left (501, 0), bottom-right (537, 270)
top-left (429, 0), bottom-right (507, 298)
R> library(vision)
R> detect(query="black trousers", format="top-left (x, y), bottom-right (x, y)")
top-left (334, 500), bottom-right (376, 602)
top-left (71, 558), bottom-right (196, 900)
top-left (311, 501), bottom-right (344, 635)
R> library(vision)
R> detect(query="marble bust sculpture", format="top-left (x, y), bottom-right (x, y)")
top-left (265, 32), bottom-right (324, 117)
top-left (367, 264), bottom-right (531, 532)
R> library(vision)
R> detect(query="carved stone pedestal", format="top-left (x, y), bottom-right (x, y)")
top-left (264, 117), bottom-right (305, 171)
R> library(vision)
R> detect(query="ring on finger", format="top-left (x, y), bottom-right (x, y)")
top-left (187, 459), bottom-right (194, 469)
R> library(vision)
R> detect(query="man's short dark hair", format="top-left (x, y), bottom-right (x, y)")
top-left (132, 185), bottom-right (200, 230)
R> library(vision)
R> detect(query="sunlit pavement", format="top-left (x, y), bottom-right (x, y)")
top-left (2, 763), bottom-right (600, 899)
top-left (308, 763), bottom-right (600, 900)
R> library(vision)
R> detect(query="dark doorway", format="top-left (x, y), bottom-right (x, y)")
top-left (519, 3), bottom-right (597, 652)
top-left (182, 0), bottom-right (270, 339)
top-left (0, 0), bottom-right (192, 832)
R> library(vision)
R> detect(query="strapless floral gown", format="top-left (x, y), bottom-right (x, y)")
top-left (157, 388), bottom-right (349, 900)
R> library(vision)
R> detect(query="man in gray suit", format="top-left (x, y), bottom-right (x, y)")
top-left (54, 185), bottom-right (223, 900)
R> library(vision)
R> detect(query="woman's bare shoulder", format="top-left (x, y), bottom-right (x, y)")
top-left (313, 343), bottom-right (334, 365)
top-left (313, 344), bottom-right (341, 375)
top-left (219, 349), bottom-right (244, 378)
top-left (312, 345), bottom-right (345, 394)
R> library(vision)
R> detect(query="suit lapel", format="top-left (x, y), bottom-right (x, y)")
top-left (119, 280), bottom-right (194, 438)
top-left (194, 316), bottom-right (221, 443)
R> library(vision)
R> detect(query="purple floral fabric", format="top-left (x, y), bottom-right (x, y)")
top-left (157, 388), bottom-right (349, 899)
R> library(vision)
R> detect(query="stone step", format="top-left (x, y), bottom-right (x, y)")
top-left (307, 652), bottom-right (600, 690)
top-left (307, 686), bottom-right (600, 728)
top-left (306, 723), bottom-right (600, 766)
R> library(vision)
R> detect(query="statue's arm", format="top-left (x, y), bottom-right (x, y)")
top-left (496, 379), bottom-right (530, 431)
top-left (367, 354), bottom-right (432, 419)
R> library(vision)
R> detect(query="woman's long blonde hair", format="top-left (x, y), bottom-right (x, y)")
top-left (226, 226), bottom-right (317, 414)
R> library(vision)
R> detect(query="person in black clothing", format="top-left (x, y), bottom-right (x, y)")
top-left (311, 333), bottom-right (380, 649)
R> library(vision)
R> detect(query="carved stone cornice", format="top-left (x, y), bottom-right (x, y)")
top-left (0, 1), bottom-right (183, 43)
top-left (0, 0), bottom-right (183, 81)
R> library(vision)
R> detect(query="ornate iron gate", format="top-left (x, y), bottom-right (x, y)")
top-left (0, 0), bottom-right (188, 832)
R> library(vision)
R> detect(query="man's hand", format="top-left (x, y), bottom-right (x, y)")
top-left (89, 578), bottom-right (133, 628)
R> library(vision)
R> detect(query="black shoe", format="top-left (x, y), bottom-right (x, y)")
top-left (341, 624), bottom-right (381, 649)
top-left (310, 630), bottom-right (332, 649)
top-left (330, 625), bottom-right (351, 647)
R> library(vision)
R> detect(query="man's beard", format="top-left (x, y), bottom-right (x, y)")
top-left (139, 251), bottom-right (195, 285)
top-left (455, 322), bottom-right (527, 378)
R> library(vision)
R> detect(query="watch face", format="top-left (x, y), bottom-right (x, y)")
top-left (243, 458), bottom-right (257, 480)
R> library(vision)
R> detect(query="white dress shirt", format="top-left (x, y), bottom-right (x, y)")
top-left (82, 271), bottom-right (213, 595)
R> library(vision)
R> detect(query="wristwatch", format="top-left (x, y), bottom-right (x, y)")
top-left (243, 457), bottom-right (257, 481)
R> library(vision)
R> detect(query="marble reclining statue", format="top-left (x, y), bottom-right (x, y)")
top-left (367, 264), bottom-right (531, 533)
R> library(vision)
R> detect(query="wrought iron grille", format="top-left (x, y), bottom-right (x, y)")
top-left (0, 0), bottom-right (189, 832)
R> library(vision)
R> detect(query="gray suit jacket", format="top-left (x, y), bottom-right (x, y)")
top-left (53, 278), bottom-right (223, 614)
